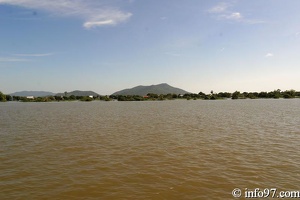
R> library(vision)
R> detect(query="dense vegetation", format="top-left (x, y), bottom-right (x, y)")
top-left (55, 90), bottom-right (99, 97)
top-left (0, 91), bottom-right (7, 102)
top-left (0, 94), bottom-right (110, 102)
top-left (111, 89), bottom-right (300, 101)
top-left (1, 89), bottom-right (299, 102)
top-left (9, 91), bottom-right (55, 97)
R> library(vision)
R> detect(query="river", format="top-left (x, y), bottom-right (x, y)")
top-left (1, 99), bottom-right (299, 199)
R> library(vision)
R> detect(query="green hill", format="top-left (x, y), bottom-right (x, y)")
top-left (56, 90), bottom-right (99, 97)
top-left (112, 83), bottom-right (189, 96)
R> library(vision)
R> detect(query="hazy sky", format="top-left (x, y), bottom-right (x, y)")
top-left (1, 0), bottom-right (299, 94)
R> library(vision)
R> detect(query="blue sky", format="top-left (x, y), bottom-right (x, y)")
top-left (1, 0), bottom-right (300, 94)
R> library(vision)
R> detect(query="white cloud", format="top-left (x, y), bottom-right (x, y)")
top-left (224, 12), bottom-right (242, 20)
top-left (208, 2), bottom-right (228, 13)
top-left (208, 2), bottom-right (264, 24)
top-left (0, 57), bottom-right (30, 62)
top-left (208, 3), bottom-right (242, 22)
top-left (0, 52), bottom-right (53, 62)
top-left (265, 53), bottom-right (274, 57)
top-left (0, 0), bottom-right (132, 29)
top-left (84, 20), bottom-right (115, 28)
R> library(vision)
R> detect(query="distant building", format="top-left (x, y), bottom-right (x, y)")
top-left (27, 96), bottom-right (34, 99)
top-left (89, 95), bottom-right (93, 98)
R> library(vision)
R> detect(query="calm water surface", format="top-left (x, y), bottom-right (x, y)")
top-left (0, 99), bottom-right (300, 199)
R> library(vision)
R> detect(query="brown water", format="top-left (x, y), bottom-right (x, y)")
top-left (0, 99), bottom-right (300, 199)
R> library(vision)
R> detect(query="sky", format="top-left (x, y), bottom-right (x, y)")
top-left (0, 0), bottom-right (300, 95)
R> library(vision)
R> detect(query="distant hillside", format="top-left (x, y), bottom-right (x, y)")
top-left (56, 90), bottom-right (99, 97)
top-left (112, 83), bottom-right (189, 96)
top-left (10, 91), bottom-right (55, 97)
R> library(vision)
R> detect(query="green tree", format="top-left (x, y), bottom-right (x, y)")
top-left (6, 95), bottom-right (12, 101)
top-left (13, 96), bottom-right (21, 101)
top-left (198, 92), bottom-right (206, 99)
top-left (109, 95), bottom-right (117, 100)
top-left (232, 91), bottom-right (240, 99)
top-left (217, 92), bottom-right (231, 98)
top-left (35, 97), bottom-right (44, 102)
top-left (247, 93), bottom-right (257, 99)
top-left (158, 95), bottom-right (165, 101)
top-left (210, 95), bottom-right (216, 100)
top-left (117, 95), bottom-right (126, 101)
top-left (0, 91), bottom-right (6, 102)
top-left (147, 93), bottom-right (158, 98)
top-left (281, 89), bottom-right (295, 98)
top-left (271, 89), bottom-right (281, 99)
top-left (165, 93), bottom-right (173, 99)
top-left (80, 96), bottom-right (93, 101)
top-left (48, 96), bottom-right (55, 101)
top-left (69, 95), bottom-right (76, 100)
top-left (258, 92), bottom-right (268, 98)
top-left (287, 89), bottom-right (296, 98)
top-left (54, 96), bottom-right (63, 101)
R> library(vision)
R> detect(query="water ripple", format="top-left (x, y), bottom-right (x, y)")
top-left (0, 99), bottom-right (299, 199)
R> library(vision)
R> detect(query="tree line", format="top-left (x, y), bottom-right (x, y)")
top-left (0, 93), bottom-right (111, 102)
top-left (111, 89), bottom-right (299, 101)
top-left (0, 89), bottom-right (299, 102)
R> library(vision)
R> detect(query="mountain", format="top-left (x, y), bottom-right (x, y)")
top-left (112, 83), bottom-right (189, 96)
top-left (10, 91), bottom-right (55, 97)
top-left (56, 90), bottom-right (99, 97)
